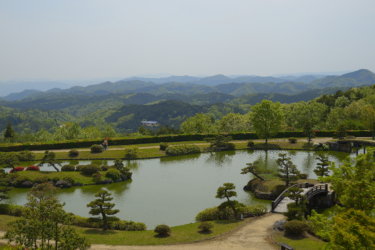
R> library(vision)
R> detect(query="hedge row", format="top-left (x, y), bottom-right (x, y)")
top-left (0, 130), bottom-right (371, 152)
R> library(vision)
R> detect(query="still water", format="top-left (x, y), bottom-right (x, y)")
top-left (6, 150), bottom-right (349, 228)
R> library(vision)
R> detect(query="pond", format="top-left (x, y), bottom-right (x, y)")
top-left (6, 150), bottom-right (349, 228)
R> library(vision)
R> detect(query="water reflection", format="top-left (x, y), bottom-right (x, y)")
top-left (205, 151), bottom-right (235, 167)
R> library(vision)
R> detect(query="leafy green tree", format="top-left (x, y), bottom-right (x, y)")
top-left (181, 113), bottom-right (215, 134)
top-left (87, 190), bottom-right (119, 231)
top-left (241, 162), bottom-right (265, 181)
top-left (329, 209), bottom-right (375, 250)
top-left (314, 154), bottom-right (331, 178)
top-left (3, 123), bottom-right (15, 142)
top-left (276, 153), bottom-right (300, 186)
top-left (250, 100), bottom-right (283, 145)
top-left (39, 151), bottom-right (61, 172)
top-left (360, 104), bottom-right (375, 139)
top-left (5, 183), bottom-right (89, 249)
top-left (216, 183), bottom-right (238, 217)
top-left (291, 102), bottom-right (327, 143)
top-left (217, 113), bottom-right (250, 133)
top-left (324, 151), bottom-right (375, 213)
top-left (0, 152), bottom-right (19, 169)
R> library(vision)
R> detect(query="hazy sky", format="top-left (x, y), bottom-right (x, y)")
top-left (0, 0), bottom-right (374, 81)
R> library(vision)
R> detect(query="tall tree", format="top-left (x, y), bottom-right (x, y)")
top-left (276, 153), bottom-right (300, 186)
top-left (360, 104), bottom-right (375, 140)
top-left (180, 113), bottom-right (215, 134)
top-left (216, 183), bottom-right (238, 217)
top-left (217, 113), bottom-right (250, 133)
top-left (4, 123), bottom-right (15, 142)
top-left (250, 100), bottom-right (283, 145)
top-left (87, 190), bottom-right (119, 231)
top-left (314, 154), bottom-right (331, 178)
top-left (5, 183), bottom-right (89, 249)
top-left (291, 102), bottom-right (327, 143)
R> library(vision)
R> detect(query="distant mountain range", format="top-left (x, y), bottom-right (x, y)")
top-left (1, 69), bottom-right (375, 132)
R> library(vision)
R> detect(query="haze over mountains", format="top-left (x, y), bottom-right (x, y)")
top-left (1, 69), bottom-right (375, 133)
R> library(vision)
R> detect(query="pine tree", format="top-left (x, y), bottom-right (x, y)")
top-left (277, 153), bottom-right (301, 186)
top-left (216, 183), bottom-right (238, 218)
top-left (4, 123), bottom-right (15, 141)
top-left (87, 190), bottom-right (119, 231)
top-left (314, 154), bottom-right (331, 177)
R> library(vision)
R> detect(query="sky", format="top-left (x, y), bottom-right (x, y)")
top-left (0, 0), bottom-right (375, 81)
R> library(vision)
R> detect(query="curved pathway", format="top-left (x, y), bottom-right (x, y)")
top-left (91, 213), bottom-right (283, 250)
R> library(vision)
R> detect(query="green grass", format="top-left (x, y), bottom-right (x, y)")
top-left (274, 232), bottom-right (327, 250)
top-left (15, 171), bottom-right (97, 184)
top-left (0, 215), bottom-right (244, 246)
top-left (76, 220), bottom-right (244, 245)
top-left (0, 215), bottom-right (17, 231)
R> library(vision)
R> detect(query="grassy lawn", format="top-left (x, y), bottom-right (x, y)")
top-left (15, 171), bottom-right (97, 185)
top-left (0, 215), bottom-right (244, 246)
top-left (76, 220), bottom-right (244, 245)
top-left (273, 232), bottom-right (327, 250)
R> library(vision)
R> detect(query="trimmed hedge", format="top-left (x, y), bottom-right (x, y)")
top-left (165, 144), bottom-right (201, 156)
top-left (0, 130), bottom-right (372, 152)
top-left (196, 204), bottom-right (267, 221)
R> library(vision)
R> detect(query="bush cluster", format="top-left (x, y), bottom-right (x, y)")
top-left (79, 165), bottom-right (100, 176)
top-left (124, 147), bottom-right (138, 159)
top-left (196, 204), bottom-right (267, 221)
top-left (154, 224), bottom-right (171, 237)
top-left (68, 149), bottom-right (79, 157)
top-left (247, 141), bottom-right (255, 148)
top-left (198, 222), bottom-right (213, 233)
top-left (284, 220), bottom-right (309, 236)
top-left (16, 151), bottom-right (36, 161)
top-left (61, 164), bottom-right (76, 171)
top-left (26, 166), bottom-right (40, 171)
top-left (90, 144), bottom-right (104, 153)
top-left (159, 142), bottom-right (169, 151)
top-left (0, 204), bottom-right (24, 216)
top-left (288, 138), bottom-right (298, 144)
top-left (165, 145), bottom-right (201, 156)
top-left (105, 168), bottom-right (122, 182)
top-left (9, 167), bottom-right (25, 173)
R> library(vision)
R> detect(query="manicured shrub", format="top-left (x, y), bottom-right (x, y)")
top-left (154, 224), bottom-right (171, 237)
top-left (284, 203), bottom-right (305, 221)
top-left (61, 164), bottom-right (76, 171)
top-left (112, 221), bottom-right (146, 231)
top-left (105, 168), bottom-right (122, 181)
top-left (284, 220), bottom-right (309, 236)
top-left (34, 176), bottom-right (50, 184)
top-left (68, 149), bottom-right (79, 157)
top-left (299, 173), bottom-right (308, 179)
top-left (124, 147), bottom-right (138, 159)
top-left (16, 151), bottom-right (35, 161)
top-left (101, 165), bottom-right (109, 171)
top-left (90, 144), bottom-right (104, 153)
top-left (165, 145), bottom-right (201, 156)
top-left (9, 167), bottom-right (24, 173)
top-left (247, 141), bottom-right (255, 148)
top-left (159, 142), bottom-right (169, 151)
top-left (26, 165), bottom-right (40, 171)
top-left (196, 204), bottom-right (267, 221)
top-left (79, 164), bottom-right (100, 176)
top-left (198, 222), bottom-right (213, 233)
top-left (288, 138), bottom-right (297, 144)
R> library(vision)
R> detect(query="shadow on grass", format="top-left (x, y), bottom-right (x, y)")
top-left (154, 234), bottom-right (171, 238)
top-left (198, 230), bottom-right (213, 234)
top-left (214, 220), bottom-right (239, 225)
top-left (252, 144), bottom-right (281, 150)
top-left (83, 229), bottom-right (117, 235)
top-left (283, 233), bottom-right (307, 240)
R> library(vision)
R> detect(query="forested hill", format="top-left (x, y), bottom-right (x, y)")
top-left (0, 69), bottom-right (374, 135)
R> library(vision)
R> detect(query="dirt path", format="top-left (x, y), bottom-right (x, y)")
top-left (90, 213), bottom-right (284, 250)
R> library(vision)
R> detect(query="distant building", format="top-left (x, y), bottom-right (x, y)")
top-left (141, 120), bottom-right (159, 127)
